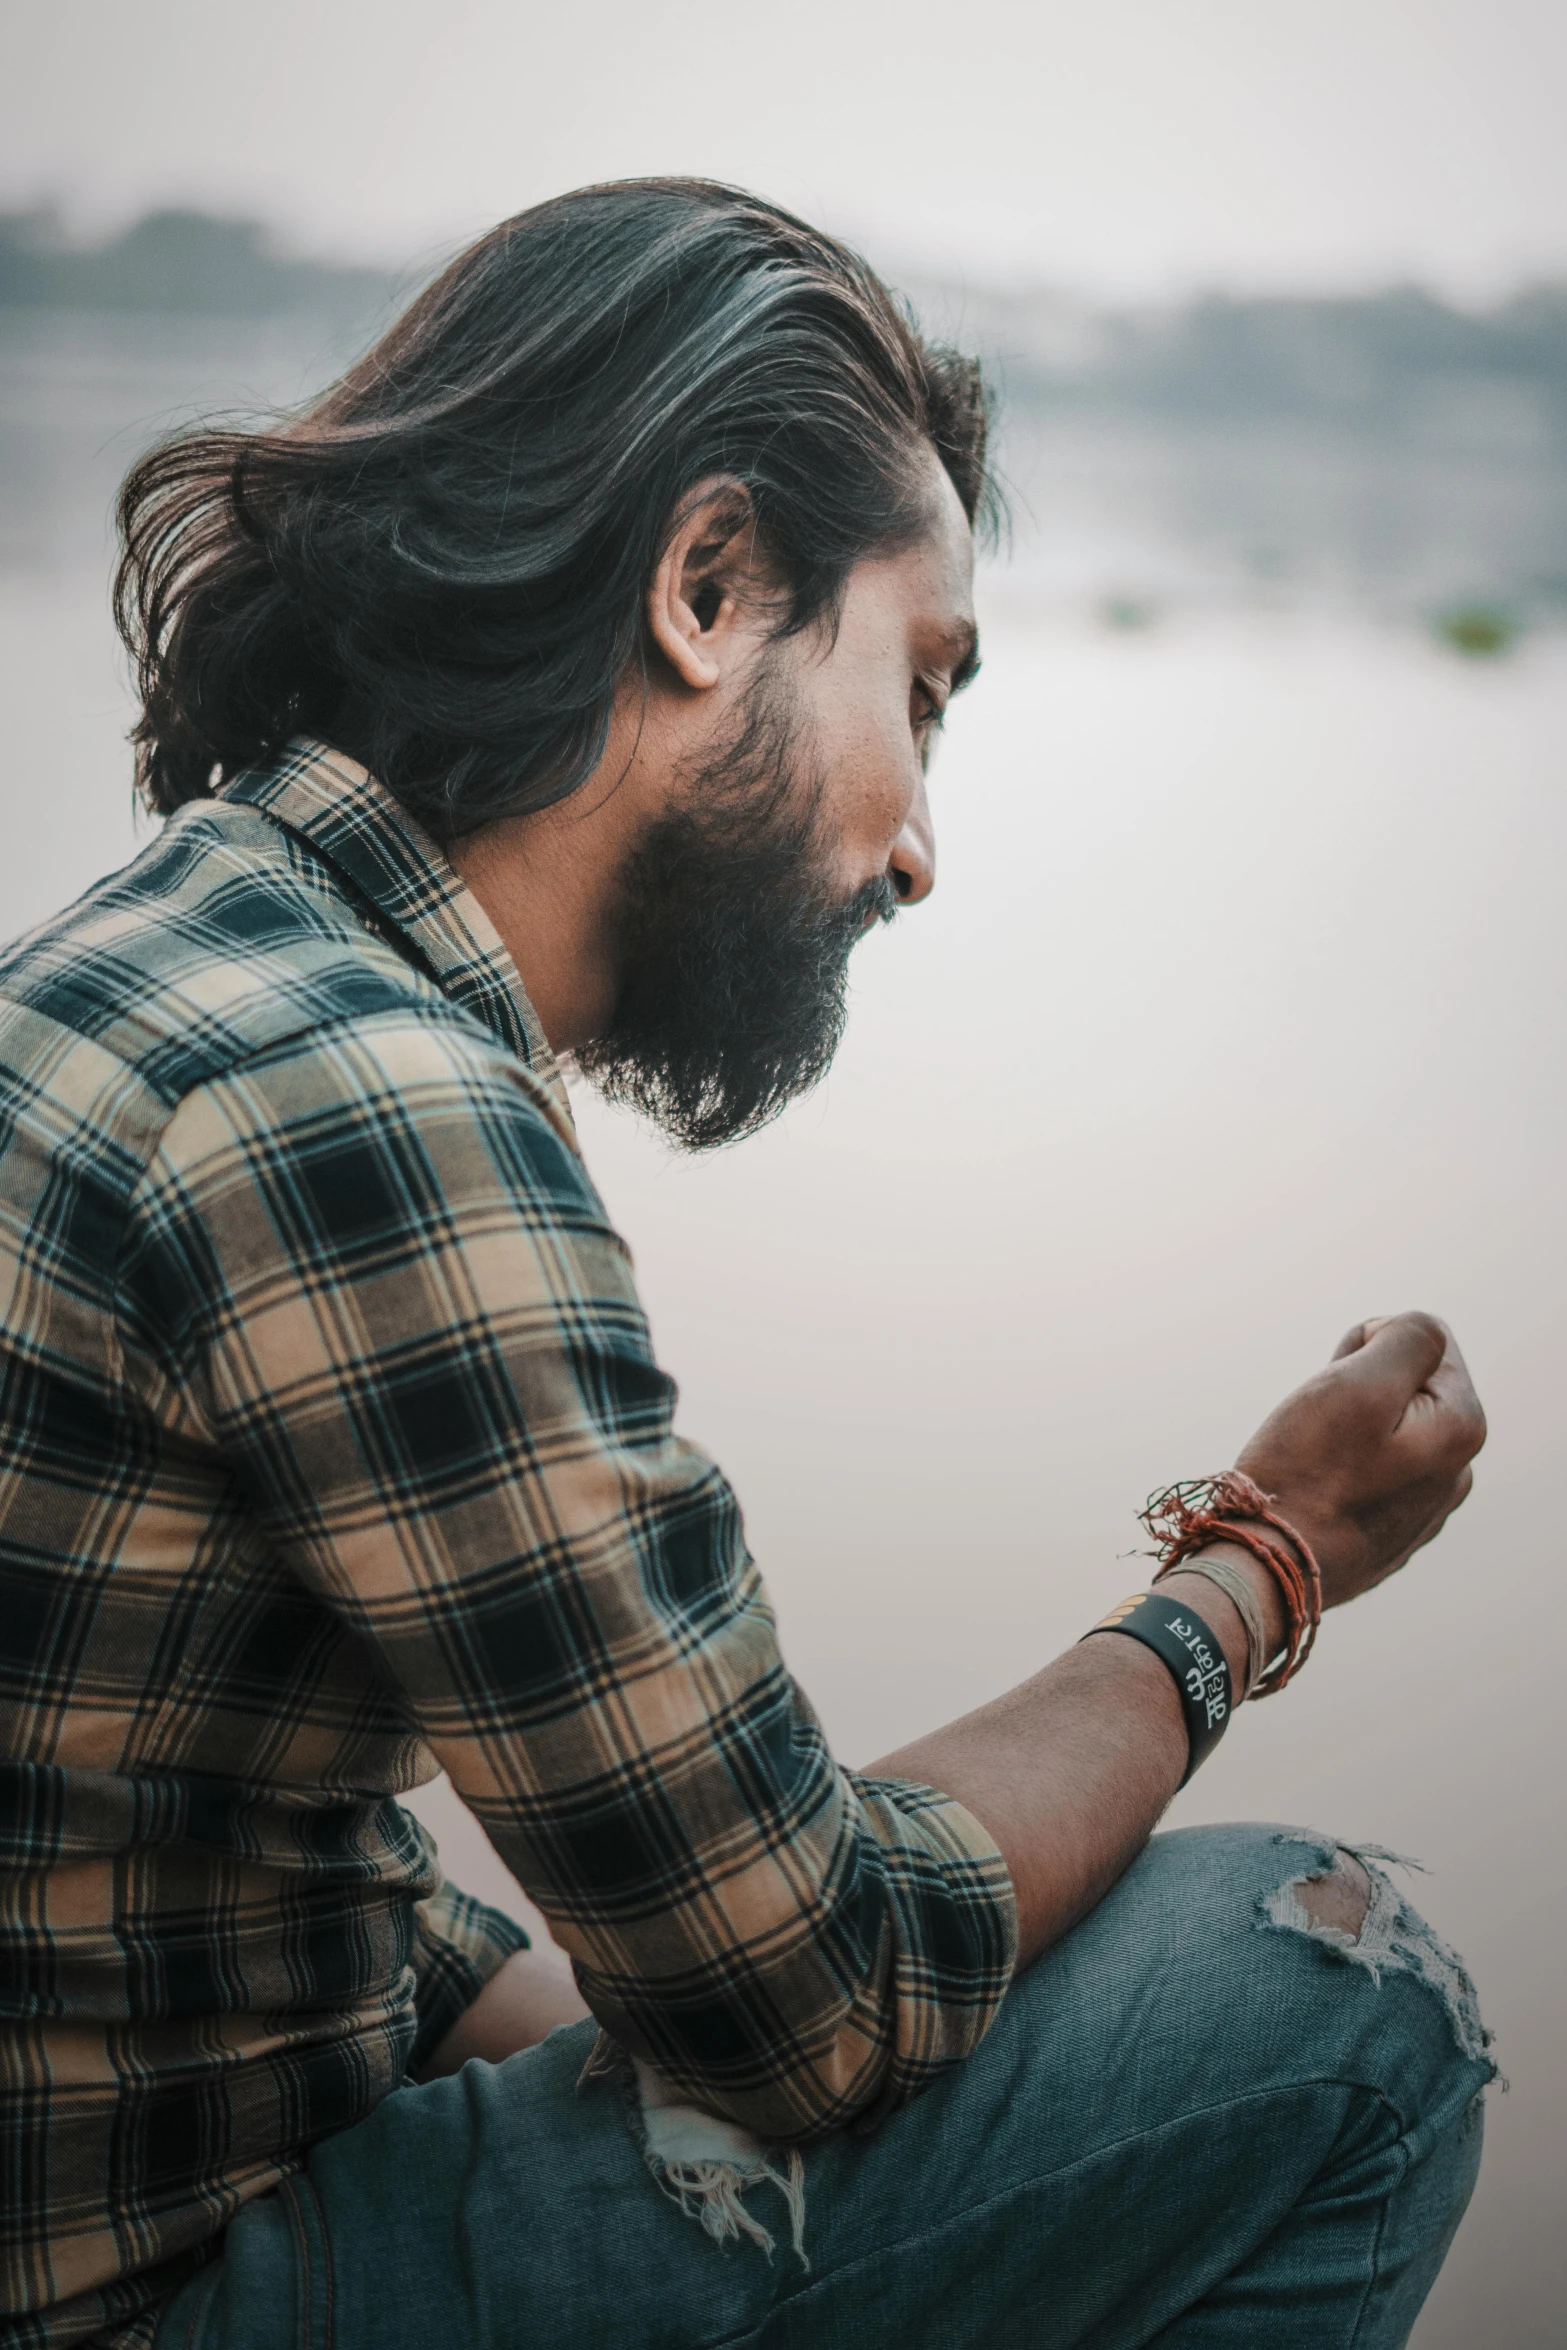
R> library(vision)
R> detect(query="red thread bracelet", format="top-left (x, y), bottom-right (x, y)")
top-left (1139, 1469), bottom-right (1323, 1695)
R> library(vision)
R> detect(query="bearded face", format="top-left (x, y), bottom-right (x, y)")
top-left (575, 661), bottom-right (897, 1151)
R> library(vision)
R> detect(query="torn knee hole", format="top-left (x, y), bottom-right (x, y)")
top-left (1293, 1853), bottom-right (1373, 1943)
top-left (1261, 1836), bottom-right (1495, 2073)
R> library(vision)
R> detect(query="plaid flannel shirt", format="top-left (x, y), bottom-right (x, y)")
top-left (0, 742), bottom-right (1017, 2348)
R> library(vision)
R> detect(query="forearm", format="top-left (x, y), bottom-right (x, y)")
top-left (870, 1545), bottom-right (1286, 1969)
top-left (421, 1550), bottom-right (1282, 2068)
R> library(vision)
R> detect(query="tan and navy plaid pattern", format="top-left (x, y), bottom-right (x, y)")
top-left (0, 743), bottom-right (1017, 2348)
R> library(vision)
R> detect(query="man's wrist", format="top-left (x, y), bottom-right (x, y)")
top-left (1156, 1541), bottom-right (1289, 1700)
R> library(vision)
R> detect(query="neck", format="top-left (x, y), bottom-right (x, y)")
top-left (447, 701), bottom-right (659, 1055)
top-left (448, 802), bottom-right (618, 1055)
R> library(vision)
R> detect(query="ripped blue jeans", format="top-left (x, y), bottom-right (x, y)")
top-left (156, 1824), bottom-right (1494, 2350)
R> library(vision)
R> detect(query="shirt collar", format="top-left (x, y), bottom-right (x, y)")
top-left (220, 739), bottom-right (574, 1129)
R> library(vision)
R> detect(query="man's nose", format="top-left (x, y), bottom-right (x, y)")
top-left (889, 772), bottom-right (935, 906)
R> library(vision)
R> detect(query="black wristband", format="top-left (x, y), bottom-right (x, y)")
top-left (1082, 1592), bottom-right (1233, 1784)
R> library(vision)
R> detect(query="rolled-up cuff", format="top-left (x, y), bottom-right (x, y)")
top-left (409, 1879), bottom-right (530, 2070)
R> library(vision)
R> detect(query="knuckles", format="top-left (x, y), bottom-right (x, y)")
top-left (1436, 1398), bottom-right (1487, 1464)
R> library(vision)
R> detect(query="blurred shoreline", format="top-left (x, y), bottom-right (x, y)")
top-left (4, 206), bottom-right (1564, 649)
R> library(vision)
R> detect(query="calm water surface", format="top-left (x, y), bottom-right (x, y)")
top-left (3, 418), bottom-right (1563, 2345)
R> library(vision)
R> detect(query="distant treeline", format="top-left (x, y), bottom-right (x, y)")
top-left (0, 207), bottom-right (396, 326)
top-left (4, 205), bottom-right (1565, 443)
top-left (993, 285), bottom-right (1567, 437)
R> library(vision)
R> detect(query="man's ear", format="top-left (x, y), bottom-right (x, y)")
top-left (647, 476), bottom-right (759, 692)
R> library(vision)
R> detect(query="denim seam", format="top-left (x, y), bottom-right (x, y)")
top-left (281, 2173), bottom-right (334, 2350)
top-left (281, 2187), bottom-right (311, 2350)
top-left (174, 2263), bottom-right (224, 2350)
top-left (1345, 2128), bottom-right (1409, 2350)
top-left (689, 2074), bottom-right (1415, 2350)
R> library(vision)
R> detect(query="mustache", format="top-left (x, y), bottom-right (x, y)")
top-left (855, 872), bottom-right (900, 932)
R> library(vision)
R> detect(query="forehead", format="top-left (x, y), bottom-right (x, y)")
top-left (847, 457), bottom-right (976, 647)
top-left (914, 459), bottom-right (976, 611)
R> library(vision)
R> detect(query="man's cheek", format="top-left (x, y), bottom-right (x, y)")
top-left (840, 728), bottom-right (912, 844)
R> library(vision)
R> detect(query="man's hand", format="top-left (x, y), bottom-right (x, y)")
top-left (1233, 1311), bottom-right (1486, 1608)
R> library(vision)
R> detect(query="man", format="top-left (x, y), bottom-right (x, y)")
top-left (0, 180), bottom-right (1488, 2350)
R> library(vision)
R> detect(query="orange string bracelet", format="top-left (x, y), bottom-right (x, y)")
top-left (1139, 1469), bottom-right (1323, 1695)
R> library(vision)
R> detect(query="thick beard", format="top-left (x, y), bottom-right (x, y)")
top-left (576, 666), bottom-right (897, 1151)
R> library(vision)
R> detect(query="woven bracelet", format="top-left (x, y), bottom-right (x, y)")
top-left (1140, 1470), bottom-right (1323, 1694)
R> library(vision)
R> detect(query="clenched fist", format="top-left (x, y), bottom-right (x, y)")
top-left (1233, 1312), bottom-right (1486, 1609)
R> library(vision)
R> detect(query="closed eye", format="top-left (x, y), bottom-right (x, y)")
top-left (912, 684), bottom-right (946, 769)
top-left (913, 678), bottom-right (947, 730)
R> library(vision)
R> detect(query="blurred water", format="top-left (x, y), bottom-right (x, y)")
top-left (2, 326), bottom-right (1564, 2345)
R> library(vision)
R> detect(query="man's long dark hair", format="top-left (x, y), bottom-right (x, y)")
top-left (116, 178), bottom-right (994, 839)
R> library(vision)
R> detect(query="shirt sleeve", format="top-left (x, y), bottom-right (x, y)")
top-left (408, 1878), bottom-right (530, 2072)
top-left (118, 1008), bottom-right (1018, 2141)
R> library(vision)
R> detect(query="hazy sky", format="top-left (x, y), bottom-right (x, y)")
top-left (3, 0), bottom-right (1565, 295)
